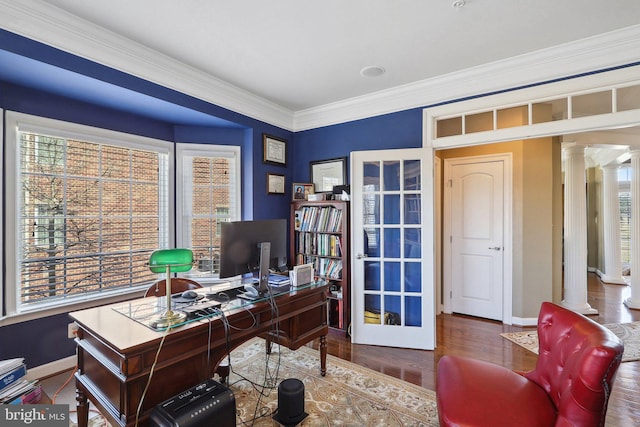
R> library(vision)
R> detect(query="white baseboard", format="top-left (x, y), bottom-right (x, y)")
top-left (510, 316), bottom-right (538, 327)
top-left (25, 355), bottom-right (76, 381)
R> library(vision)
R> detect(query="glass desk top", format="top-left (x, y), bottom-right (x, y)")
top-left (112, 280), bottom-right (326, 331)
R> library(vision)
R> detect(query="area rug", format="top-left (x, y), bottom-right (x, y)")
top-left (500, 321), bottom-right (640, 363)
top-left (226, 338), bottom-right (439, 426)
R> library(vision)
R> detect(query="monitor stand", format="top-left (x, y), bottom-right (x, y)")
top-left (257, 242), bottom-right (271, 296)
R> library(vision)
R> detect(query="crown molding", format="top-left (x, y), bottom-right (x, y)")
top-left (1, 1), bottom-right (639, 133)
top-left (0, 0), bottom-right (295, 130)
top-left (293, 24), bottom-right (640, 131)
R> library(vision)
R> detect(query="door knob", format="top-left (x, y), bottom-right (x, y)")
top-left (488, 246), bottom-right (501, 251)
top-left (356, 253), bottom-right (368, 259)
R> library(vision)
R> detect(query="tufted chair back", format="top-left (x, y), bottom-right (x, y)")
top-left (523, 302), bottom-right (624, 427)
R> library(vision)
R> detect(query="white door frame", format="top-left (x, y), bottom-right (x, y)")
top-left (434, 156), bottom-right (442, 314)
top-left (424, 67), bottom-right (640, 325)
top-left (442, 153), bottom-right (513, 324)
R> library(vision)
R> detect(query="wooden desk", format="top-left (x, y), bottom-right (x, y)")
top-left (69, 282), bottom-right (329, 427)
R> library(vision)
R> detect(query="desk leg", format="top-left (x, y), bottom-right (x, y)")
top-left (217, 359), bottom-right (230, 386)
top-left (76, 386), bottom-right (89, 427)
top-left (320, 334), bottom-right (327, 376)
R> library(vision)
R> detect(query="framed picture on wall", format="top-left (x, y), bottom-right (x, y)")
top-left (310, 157), bottom-right (347, 192)
top-left (267, 173), bottom-right (285, 194)
top-left (263, 134), bottom-right (287, 166)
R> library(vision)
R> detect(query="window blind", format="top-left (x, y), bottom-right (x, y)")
top-left (178, 146), bottom-right (240, 277)
top-left (17, 130), bottom-right (169, 307)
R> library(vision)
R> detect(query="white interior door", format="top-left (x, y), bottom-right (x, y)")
top-left (444, 157), bottom-right (505, 321)
top-left (351, 148), bottom-right (435, 350)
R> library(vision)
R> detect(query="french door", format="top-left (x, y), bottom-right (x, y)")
top-left (351, 148), bottom-right (435, 350)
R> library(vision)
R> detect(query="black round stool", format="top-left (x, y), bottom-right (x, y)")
top-left (273, 378), bottom-right (308, 426)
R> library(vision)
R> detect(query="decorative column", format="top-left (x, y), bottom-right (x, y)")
top-left (600, 164), bottom-right (626, 285)
top-left (562, 145), bottom-right (597, 314)
top-left (625, 150), bottom-right (640, 309)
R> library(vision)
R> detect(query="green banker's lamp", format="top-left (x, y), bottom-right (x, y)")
top-left (149, 248), bottom-right (194, 328)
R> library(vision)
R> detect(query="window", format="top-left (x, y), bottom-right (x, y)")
top-left (5, 112), bottom-right (173, 315)
top-left (176, 144), bottom-right (241, 280)
top-left (618, 165), bottom-right (631, 265)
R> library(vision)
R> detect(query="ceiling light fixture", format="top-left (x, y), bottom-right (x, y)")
top-left (360, 65), bottom-right (386, 78)
top-left (452, 0), bottom-right (466, 9)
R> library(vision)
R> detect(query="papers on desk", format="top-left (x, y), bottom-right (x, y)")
top-left (268, 274), bottom-right (290, 290)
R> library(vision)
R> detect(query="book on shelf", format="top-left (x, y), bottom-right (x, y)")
top-left (294, 210), bottom-right (302, 230)
top-left (296, 233), bottom-right (342, 258)
top-left (297, 205), bottom-right (343, 233)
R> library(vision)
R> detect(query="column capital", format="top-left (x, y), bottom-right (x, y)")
top-left (563, 144), bottom-right (587, 155)
top-left (562, 145), bottom-right (587, 162)
top-left (600, 163), bottom-right (620, 172)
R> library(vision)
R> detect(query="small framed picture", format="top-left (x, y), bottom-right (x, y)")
top-left (263, 134), bottom-right (287, 166)
top-left (267, 173), bottom-right (285, 194)
top-left (292, 183), bottom-right (314, 201)
top-left (310, 157), bottom-right (347, 192)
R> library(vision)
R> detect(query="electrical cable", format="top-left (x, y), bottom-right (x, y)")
top-left (50, 365), bottom-right (108, 426)
top-left (134, 325), bottom-right (171, 427)
top-left (206, 313), bottom-right (213, 368)
top-left (228, 287), bottom-right (288, 425)
top-left (50, 366), bottom-right (75, 404)
top-left (184, 283), bottom-right (289, 426)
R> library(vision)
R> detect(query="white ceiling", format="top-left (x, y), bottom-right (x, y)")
top-left (2, 0), bottom-right (640, 161)
top-left (38, 0), bottom-right (640, 113)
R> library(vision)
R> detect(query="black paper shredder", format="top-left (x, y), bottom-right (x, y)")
top-left (150, 378), bottom-right (235, 427)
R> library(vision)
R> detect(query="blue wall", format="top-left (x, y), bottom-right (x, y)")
top-left (4, 26), bottom-right (634, 368)
top-left (0, 31), bottom-right (295, 367)
top-left (292, 109), bottom-right (424, 183)
top-left (0, 30), bottom-right (426, 369)
top-left (0, 82), bottom-right (290, 367)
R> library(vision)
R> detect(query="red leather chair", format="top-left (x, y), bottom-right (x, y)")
top-left (436, 302), bottom-right (624, 427)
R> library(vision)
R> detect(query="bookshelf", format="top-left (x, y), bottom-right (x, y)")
top-left (291, 200), bottom-right (350, 333)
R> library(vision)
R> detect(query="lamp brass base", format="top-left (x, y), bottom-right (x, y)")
top-left (150, 309), bottom-right (188, 329)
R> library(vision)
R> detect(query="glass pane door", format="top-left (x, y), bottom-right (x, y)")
top-left (352, 149), bottom-right (435, 350)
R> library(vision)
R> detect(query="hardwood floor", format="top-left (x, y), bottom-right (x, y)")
top-left (319, 273), bottom-right (640, 426)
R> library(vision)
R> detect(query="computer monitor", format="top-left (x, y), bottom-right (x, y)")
top-left (219, 219), bottom-right (288, 281)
